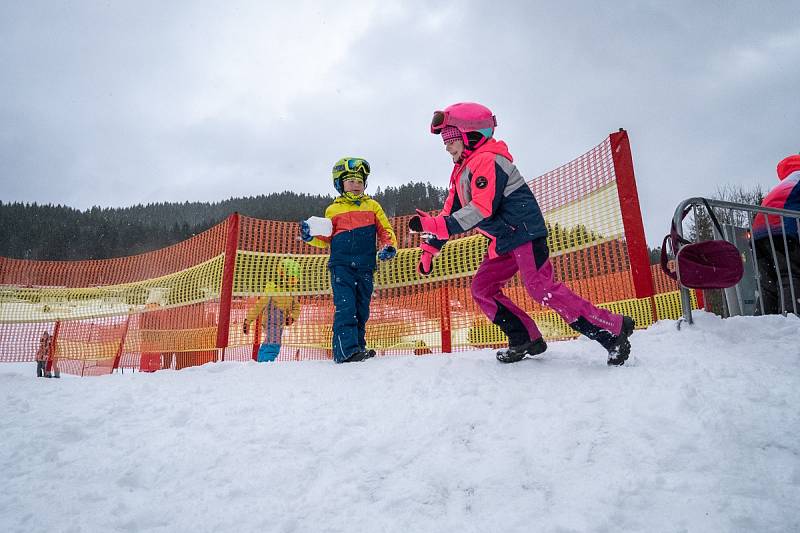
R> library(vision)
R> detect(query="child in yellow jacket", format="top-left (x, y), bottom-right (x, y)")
top-left (300, 157), bottom-right (397, 363)
top-left (242, 258), bottom-right (302, 362)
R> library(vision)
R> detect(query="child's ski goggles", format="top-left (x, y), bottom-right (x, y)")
top-left (332, 157), bottom-right (370, 180)
top-left (430, 110), bottom-right (497, 134)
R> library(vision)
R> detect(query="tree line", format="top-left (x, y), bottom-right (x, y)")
top-left (0, 183), bottom-right (448, 261)
top-left (3, 181), bottom-right (759, 262)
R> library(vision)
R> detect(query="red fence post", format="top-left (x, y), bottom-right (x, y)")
top-left (45, 320), bottom-right (61, 376)
top-left (112, 316), bottom-right (131, 372)
top-left (216, 213), bottom-right (240, 359)
top-left (610, 129), bottom-right (658, 320)
top-left (251, 314), bottom-right (262, 361)
top-left (440, 285), bottom-right (452, 353)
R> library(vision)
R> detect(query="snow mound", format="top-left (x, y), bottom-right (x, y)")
top-left (1, 312), bottom-right (798, 532)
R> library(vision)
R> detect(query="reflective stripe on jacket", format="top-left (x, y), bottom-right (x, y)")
top-left (440, 138), bottom-right (547, 257)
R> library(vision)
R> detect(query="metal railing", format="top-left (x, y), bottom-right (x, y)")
top-left (670, 197), bottom-right (800, 324)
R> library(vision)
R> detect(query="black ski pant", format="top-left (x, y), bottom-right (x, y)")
top-left (755, 236), bottom-right (800, 314)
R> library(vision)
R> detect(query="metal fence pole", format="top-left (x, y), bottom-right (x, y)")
top-left (669, 197), bottom-right (800, 324)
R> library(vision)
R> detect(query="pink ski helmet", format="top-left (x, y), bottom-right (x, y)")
top-left (430, 102), bottom-right (497, 150)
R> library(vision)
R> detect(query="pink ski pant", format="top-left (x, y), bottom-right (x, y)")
top-left (471, 240), bottom-right (623, 342)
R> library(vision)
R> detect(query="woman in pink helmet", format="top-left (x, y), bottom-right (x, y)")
top-left (409, 102), bottom-right (635, 365)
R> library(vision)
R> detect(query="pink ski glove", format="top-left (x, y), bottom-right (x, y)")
top-left (408, 209), bottom-right (449, 240)
top-left (417, 242), bottom-right (439, 276)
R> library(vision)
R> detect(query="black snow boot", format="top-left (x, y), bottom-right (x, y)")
top-left (606, 316), bottom-right (635, 366)
top-left (569, 315), bottom-right (635, 366)
top-left (496, 337), bottom-right (548, 363)
top-left (342, 350), bottom-right (373, 363)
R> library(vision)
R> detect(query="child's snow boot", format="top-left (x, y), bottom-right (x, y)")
top-left (569, 315), bottom-right (635, 366)
top-left (606, 316), bottom-right (635, 366)
top-left (496, 337), bottom-right (547, 363)
top-left (342, 350), bottom-right (374, 363)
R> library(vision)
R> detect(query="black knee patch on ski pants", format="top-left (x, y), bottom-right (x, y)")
top-left (532, 237), bottom-right (549, 269)
top-left (492, 300), bottom-right (531, 347)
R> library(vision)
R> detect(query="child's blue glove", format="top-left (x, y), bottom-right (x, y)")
top-left (299, 221), bottom-right (313, 242)
top-left (378, 245), bottom-right (397, 261)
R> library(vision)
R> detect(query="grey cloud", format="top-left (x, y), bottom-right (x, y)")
top-left (1, 1), bottom-right (798, 244)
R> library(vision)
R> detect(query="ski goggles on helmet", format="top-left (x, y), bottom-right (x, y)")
top-left (332, 157), bottom-right (370, 181)
top-left (430, 110), bottom-right (497, 134)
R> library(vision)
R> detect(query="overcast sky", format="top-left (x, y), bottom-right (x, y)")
top-left (1, 1), bottom-right (798, 244)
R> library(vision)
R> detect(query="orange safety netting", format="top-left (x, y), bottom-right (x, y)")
top-left (0, 130), bottom-right (690, 375)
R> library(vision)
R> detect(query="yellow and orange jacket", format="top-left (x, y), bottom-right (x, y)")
top-left (244, 284), bottom-right (301, 326)
top-left (306, 193), bottom-right (397, 270)
top-left (244, 282), bottom-right (301, 343)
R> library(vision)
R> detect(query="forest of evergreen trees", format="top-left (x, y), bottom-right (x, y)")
top-left (4, 180), bottom-right (755, 263)
top-left (0, 182), bottom-right (448, 260)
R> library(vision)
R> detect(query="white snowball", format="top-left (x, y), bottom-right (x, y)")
top-left (305, 216), bottom-right (333, 237)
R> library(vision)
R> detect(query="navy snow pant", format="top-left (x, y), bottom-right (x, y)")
top-left (330, 265), bottom-right (373, 363)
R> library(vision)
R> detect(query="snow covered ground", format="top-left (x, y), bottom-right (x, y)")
top-left (1, 312), bottom-right (798, 533)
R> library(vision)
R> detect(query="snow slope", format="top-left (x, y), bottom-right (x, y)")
top-left (1, 312), bottom-right (798, 533)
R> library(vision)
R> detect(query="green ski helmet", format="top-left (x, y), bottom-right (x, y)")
top-left (331, 157), bottom-right (370, 194)
top-left (278, 258), bottom-right (302, 286)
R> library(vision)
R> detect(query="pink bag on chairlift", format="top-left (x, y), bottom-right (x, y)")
top-left (660, 199), bottom-right (744, 290)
